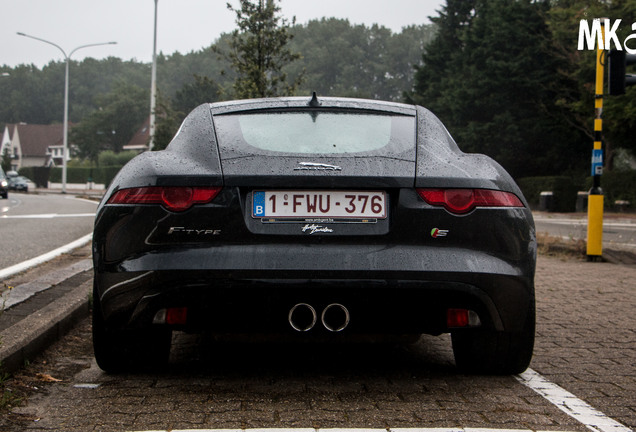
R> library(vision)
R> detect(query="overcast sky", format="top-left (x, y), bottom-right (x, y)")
top-left (2, 0), bottom-right (444, 68)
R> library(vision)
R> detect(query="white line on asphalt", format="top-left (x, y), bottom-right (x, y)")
top-left (0, 212), bottom-right (95, 219)
top-left (0, 233), bottom-right (92, 280)
top-left (517, 368), bottom-right (631, 432)
top-left (70, 196), bottom-right (101, 205)
top-left (534, 217), bottom-right (636, 228)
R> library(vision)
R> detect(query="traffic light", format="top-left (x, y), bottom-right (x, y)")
top-left (607, 49), bottom-right (636, 95)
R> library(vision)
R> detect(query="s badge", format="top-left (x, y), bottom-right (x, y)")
top-left (431, 228), bottom-right (449, 238)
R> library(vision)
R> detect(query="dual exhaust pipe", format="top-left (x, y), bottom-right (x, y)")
top-left (288, 303), bottom-right (350, 332)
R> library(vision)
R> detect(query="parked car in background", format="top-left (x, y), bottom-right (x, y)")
top-left (92, 95), bottom-right (536, 375)
top-left (8, 175), bottom-right (29, 192)
top-left (0, 167), bottom-right (8, 198)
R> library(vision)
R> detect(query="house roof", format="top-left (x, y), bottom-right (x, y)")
top-left (13, 123), bottom-right (69, 157)
top-left (126, 116), bottom-right (150, 147)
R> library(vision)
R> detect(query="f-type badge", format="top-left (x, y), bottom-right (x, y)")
top-left (294, 162), bottom-right (342, 171)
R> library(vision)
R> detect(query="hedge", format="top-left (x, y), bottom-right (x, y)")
top-left (516, 176), bottom-right (581, 212)
top-left (585, 170), bottom-right (636, 210)
top-left (518, 172), bottom-right (636, 212)
top-left (47, 166), bottom-right (123, 187)
top-left (18, 166), bottom-right (50, 188)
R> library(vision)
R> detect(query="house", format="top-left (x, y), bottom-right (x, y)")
top-left (0, 123), bottom-right (71, 170)
top-left (123, 116), bottom-right (150, 153)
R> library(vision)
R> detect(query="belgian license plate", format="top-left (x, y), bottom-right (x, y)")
top-left (252, 190), bottom-right (387, 219)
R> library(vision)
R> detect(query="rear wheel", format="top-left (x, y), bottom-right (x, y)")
top-left (451, 300), bottom-right (535, 375)
top-left (92, 291), bottom-right (171, 373)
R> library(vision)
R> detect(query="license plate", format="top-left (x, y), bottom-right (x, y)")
top-left (252, 190), bottom-right (387, 219)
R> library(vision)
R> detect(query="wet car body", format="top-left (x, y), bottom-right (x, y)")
top-left (92, 96), bottom-right (536, 373)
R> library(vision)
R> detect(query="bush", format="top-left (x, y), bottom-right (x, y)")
top-left (517, 176), bottom-right (581, 212)
top-left (18, 166), bottom-right (50, 188)
top-left (49, 166), bottom-right (123, 187)
top-left (585, 171), bottom-right (636, 210)
top-left (519, 172), bottom-right (636, 212)
top-left (98, 151), bottom-right (136, 167)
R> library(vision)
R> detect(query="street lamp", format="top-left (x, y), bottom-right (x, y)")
top-left (149, 0), bottom-right (158, 151)
top-left (17, 32), bottom-right (116, 193)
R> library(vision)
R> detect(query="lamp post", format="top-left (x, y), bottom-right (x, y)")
top-left (17, 32), bottom-right (116, 193)
top-left (148, 0), bottom-right (158, 151)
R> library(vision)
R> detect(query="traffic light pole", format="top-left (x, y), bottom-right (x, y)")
top-left (586, 22), bottom-right (605, 260)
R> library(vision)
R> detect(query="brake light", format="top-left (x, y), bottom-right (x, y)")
top-left (107, 186), bottom-right (221, 212)
top-left (416, 188), bottom-right (523, 214)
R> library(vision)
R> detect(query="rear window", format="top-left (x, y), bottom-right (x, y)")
top-left (213, 111), bottom-right (414, 154)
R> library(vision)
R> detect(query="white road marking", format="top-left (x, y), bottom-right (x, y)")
top-left (0, 212), bottom-right (95, 219)
top-left (517, 369), bottom-right (631, 432)
top-left (534, 217), bottom-right (636, 229)
top-left (0, 233), bottom-right (92, 280)
top-left (128, 369), bottom-right (631, 432)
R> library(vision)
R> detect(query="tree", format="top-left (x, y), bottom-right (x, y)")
top-left (221, 0), bottom-right (303, 98)
top-left (407, 0), bottom-right (588, 179)
top-left (548, 0), bottom-right (636, 170)
top-left (1, 148), bottom-right (12, 172)
top-left (152, 75), bottom-right (224, 151)
top-left (172, 75), bottom-right (223, 115)
top-left (285, 19), bottom-right (436, 101)
top-left (71, 83), bottom-right (148, 163)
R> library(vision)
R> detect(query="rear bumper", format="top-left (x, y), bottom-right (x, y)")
top-left (94, 244), bottom-right (535, 336)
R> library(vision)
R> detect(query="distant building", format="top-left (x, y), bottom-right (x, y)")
top-left (0, 123), bottom-right (72, 170)
top-left (123, 116), bottom-right (150, 153)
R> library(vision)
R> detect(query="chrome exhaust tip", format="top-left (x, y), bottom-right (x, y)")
top-left (288, 303), bottom-right (317, 332)
top-left (321, 303), bottom-right (350, 332)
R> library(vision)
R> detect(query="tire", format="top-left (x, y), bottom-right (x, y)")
top-left (92, 290), bottom-right (171, 373)
top-left (451, 300), bottom-right (535, 375)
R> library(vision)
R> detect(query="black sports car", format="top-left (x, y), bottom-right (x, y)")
top-left (92, 95), bottom-right (536, 374)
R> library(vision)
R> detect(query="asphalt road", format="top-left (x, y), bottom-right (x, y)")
top-left (0, 192), bottom-right (97, 269)
top-left (534, 212), bottom-right (636, 250)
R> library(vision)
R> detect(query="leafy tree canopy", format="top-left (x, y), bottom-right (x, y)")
top-left (71, 82), bottom-right (148, 163)
top-left (220, 0), bottom-right (303, 98)
top-left (408, 0), bottom-right (589, 178)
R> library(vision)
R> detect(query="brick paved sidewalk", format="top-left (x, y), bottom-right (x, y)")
top-left (531, 256), bottom-right (636, 429)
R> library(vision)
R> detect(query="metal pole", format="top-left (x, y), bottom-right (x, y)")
top-left (16, 33), bottom-right (116, 193)
top-left (148, 0), bottom-right (158, 151)
top-left (586, 21), bottom-right (605, 260)
top-left (62, 58), bottom-right (70, 193)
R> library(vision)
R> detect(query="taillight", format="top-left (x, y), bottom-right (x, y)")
top-left (107, 186), bottom-right (221, 212)
top-left (416, 188), bottom-right (523, 214)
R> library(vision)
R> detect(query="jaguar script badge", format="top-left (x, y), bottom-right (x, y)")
top-left (294, 162), bottom-right (342, 171)
top-left (302, 224), bottom-right (334, 234)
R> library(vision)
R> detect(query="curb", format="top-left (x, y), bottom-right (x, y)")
top-left (0, 280), bottom-right (91, 374)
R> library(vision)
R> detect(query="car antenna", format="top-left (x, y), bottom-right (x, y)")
top-left (308, 91), bottom-right (321, 107)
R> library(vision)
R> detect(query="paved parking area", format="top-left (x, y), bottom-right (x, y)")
top-left (530, 256), bottom-right (635, 428)
top-left (1, 255), bottom-right (634, 432)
